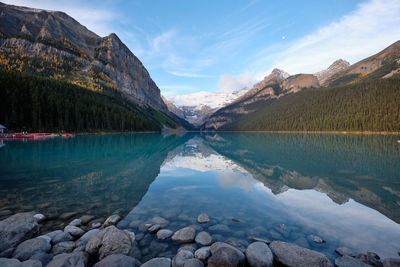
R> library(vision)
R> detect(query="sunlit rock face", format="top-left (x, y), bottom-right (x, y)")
top-left (0, 2), bottom-right (168, 113)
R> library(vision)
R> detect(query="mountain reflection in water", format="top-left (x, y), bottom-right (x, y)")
top-left (0, 133), bottom-right (399, 259)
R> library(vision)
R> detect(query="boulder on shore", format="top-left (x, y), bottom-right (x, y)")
top-left (245, 242), bottom-right (273, 267)
top-left (269, 241), bottom-right (332, 267)
top-left (85, 226), bottom-right (135, 260)
top-left (0, 212), bottom-right (39, 253)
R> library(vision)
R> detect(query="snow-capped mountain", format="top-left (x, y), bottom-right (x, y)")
top-left (166, 90), bottom-right (249, 126)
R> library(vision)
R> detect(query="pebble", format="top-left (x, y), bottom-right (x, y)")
top-left (194, 246), bottom-right (210, 261)
top-left (33, 214), bottom-right (45, 223)
top-left (148, 224), bottom-right (161, 234)
top-left (195, 231), bottom-right (213, 246)
top-left (157, 229), bottom-right (173, 240)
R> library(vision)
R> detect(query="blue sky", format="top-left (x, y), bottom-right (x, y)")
top-left (4, 0), bottom-right (400, 97)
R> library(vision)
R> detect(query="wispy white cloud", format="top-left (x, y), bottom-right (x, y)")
top-left (218, 73), bottom-right (255, 93)
top-left (167, 71), bottom-right (214, 78)
top-left (2, 0), bottom-right (117, 36)
top-left (253, 0), bottom-right (400, 77)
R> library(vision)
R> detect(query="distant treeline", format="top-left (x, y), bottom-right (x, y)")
top-left (0, 68), bottom-right (174, 132)
top-left (219, 76), bottom-right (400, 132)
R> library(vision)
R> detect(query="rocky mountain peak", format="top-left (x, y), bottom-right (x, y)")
top-left (270, 68), bottom-right (290, 80)
top-left (315, 59), bottom-right (350, 86)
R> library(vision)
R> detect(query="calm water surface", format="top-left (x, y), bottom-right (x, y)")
top-left (0, 133), bottom-right (399, 262)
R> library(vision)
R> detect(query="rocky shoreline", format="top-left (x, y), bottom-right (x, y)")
top-left (0, 212), bottom-right (399, 267)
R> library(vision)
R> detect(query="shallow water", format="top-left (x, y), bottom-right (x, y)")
top-left (0, 133), bottom-right (399, 261)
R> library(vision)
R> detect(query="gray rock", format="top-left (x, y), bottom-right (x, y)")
top-left (335, 247), bottom-right (356, 257)
top-left (79, 215), bottom-right (95, 225)
top-left (150, 240), bottom-right (169, 252)
top-left (0, 248), bottom-right (15, 258)
top-left (195, 232), bottom-right (212, 246)
top-left (46, 252), bottom-right (88, 267)
top-left (172, 249), bottom-right (194, 267)
top-left (103, 215), bottom-right (121, 227)
top-left (157, 229), bottom-right (173, 240)
top-left (269, 241), bottom-right (332, 267)
top-left (64, 225), bottom-right (85, 238)
top-left (308, 235), bottom-right (325, 244)
top-left (172, 227), bottom-right (196, 244)
top-left (208, 242), bottom-right (245, 267)
top-left (93, 254), bottom-right (141, 267)
top-left (44, 230), bottom-right (63, 242)
top-left (75, 229), bottom-right (100, 248)
top-left (224, 239), bottom-right (247, 253)
top-left (208, 224), bottom-right (230, 234)
top-left (12, 237), bottom-right (51, 261)
top-left (382, 258), bottom-right (400, 267)
top-left (29, 252), bottom-right (53, 266)
top-left (141, 257), bottom-right (171, 267)
top-left (90, 222), bottom-right (102, 229)
top-left (148, 224), bottom-right (161, 234)
top-left (33, 214), bottom-right (45, 223)
top-left (194, 246), bottom-right (210, 261)
top-left (151, 217), bottom-right (169, 227)
top-left (245, 242), bottom-right (273, 267)
top-left (197, 214), bottom-right (210, 224)
top-left (0, 258), bottom-right (21, 267)
top-left (178, 244), bottom-right (198, 254)
top-left (85, 225), bottom-right (134, 260)
top-left (0, 212), bottom-right (39, 252)
top-left (69, 219), bottom-right (82, 227)
top-left (335, 255), bottom-right (371, 267)
top-left (249, 237), bottom-right (270, 244)
top-left (19, 259), bottom-right (42, 267)
top-left (51, 241), bottom-right (76, 255)
top-left (184, 258), bottom-right (204, 267)
top-left (52, 232), bottom-right (73, 245)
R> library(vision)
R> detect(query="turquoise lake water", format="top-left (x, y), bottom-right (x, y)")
top-left (0, 133), bottom-right (399, 262)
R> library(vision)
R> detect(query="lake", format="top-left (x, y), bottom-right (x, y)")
top-left (0, 133), bottom-right (399, 262)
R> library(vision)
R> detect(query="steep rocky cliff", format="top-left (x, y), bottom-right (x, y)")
top-left (314, 59), bottom-right (350, 86)
top-left (0, 2), bottom-right (168, 113)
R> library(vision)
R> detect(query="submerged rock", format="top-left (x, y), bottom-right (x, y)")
top-left (79, 215), bottom-right (95, 225)
top-left (357, 252), bottom-right (383, 267)
top-left (197, 214), bottom-right (210, 224)
top-left (103, 215), bottom-right (121, 227)
top-left (172, 227), bottom-right (196, 244)
top-left (335, 255), bottom-right (371, 267)
top-left (269, 241), bottom-right (332, 267)
top-left (208, 224), bottom-right (230, 234)
top-left (93, 254), bottom-right (141, 267)
top-left (173, 249), bottom-right (194, 267)
top-left (85, 226), bottom-right (134, 260)
top-left (157, 229), bottom-right (173, 240)
top-left (308, 234), bottom-right (325, 244)
top-left (151, 217), bottom-right (169, 227)
top-left (245, 242), bottom-right (273, 267)
top-left (12, 237), bottom-right (51, 261)
top-left (46, 251), bottom-right (88, 267)
top-left (0, 212), bottom-right (39, 253)
top-left (148, 224), bottom-right (161, 234)
top-left (195, 231), bottom-right (212, 246)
